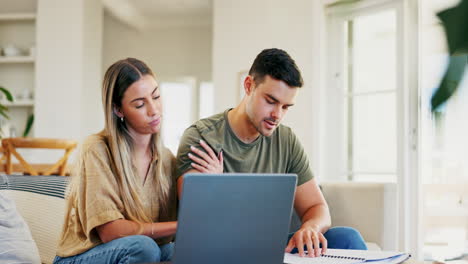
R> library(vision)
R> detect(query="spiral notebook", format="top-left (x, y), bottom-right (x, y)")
top-left (284, 249), bottom-right (411, 264)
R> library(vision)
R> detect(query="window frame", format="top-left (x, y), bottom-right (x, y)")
top-left (324, 0), bottom-right (420, 257)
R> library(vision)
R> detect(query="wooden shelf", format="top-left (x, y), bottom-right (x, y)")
top-left (1, 100), bottom-right (34, 107)
top-left (0, 13), bottom-right (36, 21)
top-left (0, 11), bottom-right (36, 137)
top-left (0, 56), bottom-right (35, 63)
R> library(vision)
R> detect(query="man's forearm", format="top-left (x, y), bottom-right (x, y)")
top-left (300, 203), bottom-right (332, 233)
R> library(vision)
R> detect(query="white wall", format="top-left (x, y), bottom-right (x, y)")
top-left (212, 0), bottom-right (325, 177)
top-left (82, 0), bottom-right (104, 138)
top-left (102, 12), bottom-right (213, 155)
top-left (35, 0), bottom-right (103, 141)
top-left (102, 11), bottom-right (212, 84)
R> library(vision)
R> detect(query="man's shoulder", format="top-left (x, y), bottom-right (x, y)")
top-left (191, 111), bottom-right (227, 135)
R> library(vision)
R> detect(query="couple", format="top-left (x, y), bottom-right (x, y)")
top-left (53, 49), bottom-right (367, 264)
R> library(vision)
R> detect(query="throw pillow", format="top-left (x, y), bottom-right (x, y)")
top-left (0, 191), bottom-right (41, 264)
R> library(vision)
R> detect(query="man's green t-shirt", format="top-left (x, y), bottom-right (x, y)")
top-left (176, 109), bottom-right (313, 185)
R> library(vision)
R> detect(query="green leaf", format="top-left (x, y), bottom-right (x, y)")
top-left (431, 55), bottom-right (467, 112)
top-left (0, 109), bottom-right (9, 119)
top-left (432, 0), bottom-right (468, 111)
top-left (23, 113), bottom-right (34, 137)
top-left (437, 0), bottom-right (468, 55)
top-left (0, 104), bottom-right (8, 112)
top-left (0, 86), bottom-right (14, 102)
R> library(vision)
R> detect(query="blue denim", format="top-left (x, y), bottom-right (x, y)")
top-left (288, 226), bottom-right (368, 253)
top-left (53, 235), bottom-right (174, 264)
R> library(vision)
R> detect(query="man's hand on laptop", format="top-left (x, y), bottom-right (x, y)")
top-left (285, 224), bottom-right (328, 258)
top-left (188, 139), bottom-right (224, 174)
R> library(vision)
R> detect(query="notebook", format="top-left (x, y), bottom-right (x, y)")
top-left (172, 173), bottom-right (297, 264)
top-left (284, 249), bottom-right (411, 264)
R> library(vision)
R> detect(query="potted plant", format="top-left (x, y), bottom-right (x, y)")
top-left (0, 86), bottom-right (14, 137)
top-left (23, 114), bottom-right (34, 137)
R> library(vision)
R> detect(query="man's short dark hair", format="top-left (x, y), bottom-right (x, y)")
top-left (248, 48), bottom-right (303, 88)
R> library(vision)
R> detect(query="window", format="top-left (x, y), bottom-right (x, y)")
top-left (326, 0), bottom-right (420, 256)
top-left (199, 82), bottom-right (214, 119)
top-left (160, 80), bottom-right (196, 155)
top-left (161, 79), bottom-right (215, 155)
top-left (327, 3), bottom-right (401, 183)
top-left (345, 10), bottom-right (397, 182)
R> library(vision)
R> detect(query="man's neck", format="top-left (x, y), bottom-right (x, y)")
top-left (227, 104), bottom-right (260, 144)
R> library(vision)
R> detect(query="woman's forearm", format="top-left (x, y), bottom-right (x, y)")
top-left (142, 221), bottom-right (178, 239)
top-left (96, 219), bottom-right (177, 243)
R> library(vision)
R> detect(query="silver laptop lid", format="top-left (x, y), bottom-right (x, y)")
top-left (173, 173), bottom-right (297, 264)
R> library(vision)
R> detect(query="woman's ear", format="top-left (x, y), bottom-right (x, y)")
top-left (113, 105), bottom-right (123, 119)
top-left (244, 75), bottom-right (255, 96)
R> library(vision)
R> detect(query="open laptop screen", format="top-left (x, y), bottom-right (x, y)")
top-left (173, 173), bottom-right (297, 264)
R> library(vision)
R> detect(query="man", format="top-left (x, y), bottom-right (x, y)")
top-left (176, 48), bottom-right (367, 257)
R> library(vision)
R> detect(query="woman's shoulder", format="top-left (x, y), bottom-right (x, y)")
top-left (80, 133), bottom-right (110, 156)
top-left (158, 146), bottom-right (177, 180)
top-left (160, 146), bottom-right (175, 164)
top-left (156, 146), bottom-right (175, 172)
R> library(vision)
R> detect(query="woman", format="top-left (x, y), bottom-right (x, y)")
top-left (54, 58), bottom-right (220, 263)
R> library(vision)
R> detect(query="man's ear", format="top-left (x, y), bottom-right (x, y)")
top-left (113, 105), bottom-right (123, 119)
top-left (244, 75), bottom-right (255, 96)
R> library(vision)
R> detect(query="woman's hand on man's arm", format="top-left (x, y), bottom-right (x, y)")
top-left (187, 139), bottom-right (223, 174)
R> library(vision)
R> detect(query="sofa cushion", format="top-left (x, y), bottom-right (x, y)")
top-left (288, 182), bottom-right (397, 250)
top-left (320, 182), bottom-right (397, 250)
top-left (0, 175), bottom-right (69, 264)
top-left (0, 174), bottom-right (69, 198)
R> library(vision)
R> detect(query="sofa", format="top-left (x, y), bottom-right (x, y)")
top-left (0, 174), bottom-right (397, 264)
top-left (0, 175), bottom-right (68, 264)
top-left (295, 181), bottom-right (398, 251)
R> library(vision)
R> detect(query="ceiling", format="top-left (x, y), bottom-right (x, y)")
top-left (133, 0), bottom-right (212, 17)
top-left (103, 0), bottom-right (213, 29)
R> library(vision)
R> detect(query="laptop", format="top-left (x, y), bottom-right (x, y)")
top-left (172, 173), bottom-right (297, 264)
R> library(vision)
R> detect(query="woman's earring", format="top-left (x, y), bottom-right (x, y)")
top-left (120, 117), bottom-right (124, 122)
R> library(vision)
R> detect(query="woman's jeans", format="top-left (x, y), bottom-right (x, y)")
top-left (53, 227), bottom-right (365, 263)
top-left (288, 226), bottom-right (368, 253)
top-left (53, 235), bottom-right (173, 264)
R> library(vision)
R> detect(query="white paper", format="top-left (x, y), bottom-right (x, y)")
top-left (320, 249), bottom-right (404, 261)
top-left (284, 253), bottom-right (364, 264)
top-left (283, 249), bottom-right (410, 264)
